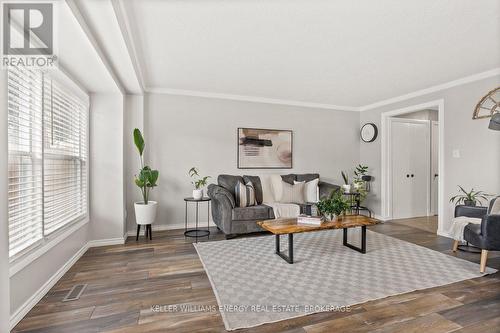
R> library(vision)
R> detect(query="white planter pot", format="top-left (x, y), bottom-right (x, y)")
top-left (134, 201), bottom-right (158, 225)
top-left (342, 184), bottom-right (351, 193)
top-left (192, 189), bottom-right (203, 200)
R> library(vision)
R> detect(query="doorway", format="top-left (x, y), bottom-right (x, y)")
top-left (381, 100), bottom-right (445, 234)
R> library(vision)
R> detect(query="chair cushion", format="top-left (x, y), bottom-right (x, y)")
top-left (232, 205), bottom-right (272, 221)
top-left (243, 175), bottom-right (263, 204)
top-left (218, 175), bottom-right (243, 198)
top-left (464, 223), bottom-right (485, 248)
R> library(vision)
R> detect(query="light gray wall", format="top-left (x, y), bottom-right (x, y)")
top-left (90, 93), bottom-right (126, 240)
top-left (0, 70), bottom-right (10, 333)
top-left (127, 94), bottom-right (360, 231)
top-left (360, 75), bottom-right (500, 234)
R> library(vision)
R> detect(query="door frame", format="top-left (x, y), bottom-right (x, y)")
top-left (430, 120), bottom-right (439, 215)
top-left (388, 117), bottom-right (431, 219)
top-left (380, 99), bottom-right (445, 234)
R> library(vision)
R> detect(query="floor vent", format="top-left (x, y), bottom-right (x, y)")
top-left (62, 284), bottom-right (87, 302)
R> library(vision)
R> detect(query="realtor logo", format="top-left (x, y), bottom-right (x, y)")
top-left (1, 2), bottom-right (57, 68)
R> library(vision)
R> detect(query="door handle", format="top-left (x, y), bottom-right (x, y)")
top-left (411, 174), bottom-right (414, 178)
top-left (434, 174), bottom-right (438, 178)
top-left (406, 174), bottom-right (410, 178)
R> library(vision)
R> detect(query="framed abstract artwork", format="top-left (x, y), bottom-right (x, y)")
top-left (237, 128), bottom-right (293, 169)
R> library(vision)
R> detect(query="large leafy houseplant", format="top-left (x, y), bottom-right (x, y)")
top-left (450, 186), bottom-right (491, 207)
top-left (316, 190), bottom-right (350, 221)
top-left (134, 129), bottom-right (159, 204)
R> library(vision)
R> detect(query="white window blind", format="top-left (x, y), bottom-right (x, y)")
top-left (7, 67), bottom-right (89, 258)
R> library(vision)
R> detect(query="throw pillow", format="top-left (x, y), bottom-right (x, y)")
top-left (294, 178), bottom-right (319, 203)
top-left (235, 181), bottom-right (256, 207)
top-left (489, 196), bottom-right (500, 214)
top-left (279, 181), bottom-right (306, 204)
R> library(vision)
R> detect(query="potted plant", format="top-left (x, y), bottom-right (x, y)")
top-left (341, 171), bottom-right (351, 193)
top-left (353, 164), bottom-right (368, 190)
top-left (133, 129), bottom-right (159, 225)
top-left (450, 186), bottom-right (491, 207)
top-left (189, 167), bottom-right (210, 200)
top-left (316, 191), bottom-right (350, 221)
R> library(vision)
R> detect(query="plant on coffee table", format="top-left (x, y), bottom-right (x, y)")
top-left (316, 190), bottom-right (350, 221)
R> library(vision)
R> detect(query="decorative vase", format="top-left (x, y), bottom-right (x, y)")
top-left (342, 184), bottom-right (351, 193)
top-left (193, 189), bottom-right (203, 200)
top-left (464, 200), bottom-right (476, 207)
top-left (134, 201), bottom-right (158, 225)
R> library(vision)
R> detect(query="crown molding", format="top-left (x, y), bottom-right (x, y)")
top-left (358, 68), bottom-right (500, 111)
top-left (145, 87), bottom-right (359, 111)
top-left (145, 68), bottom-right (500, 112)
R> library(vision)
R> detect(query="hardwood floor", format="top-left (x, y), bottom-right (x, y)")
top-left (12, 219), bottom-right (500, 333)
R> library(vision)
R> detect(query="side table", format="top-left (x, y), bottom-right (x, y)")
top-left (184, 197), bottom-right (211, 241)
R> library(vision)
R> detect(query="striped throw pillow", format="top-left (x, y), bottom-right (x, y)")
top-left (235, 181), bottom-right (256, 207)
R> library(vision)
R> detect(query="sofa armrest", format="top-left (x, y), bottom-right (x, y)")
top-left (454, 205), bottom-right (488, 219)
top-left (207, 184), bottom-right (235, 234)
top-left (482, 214), bottom-right (500, 249)
top-left (318, 181), bottom-right (340, 200)
top-left (208, 184), bottom-right (235, 208)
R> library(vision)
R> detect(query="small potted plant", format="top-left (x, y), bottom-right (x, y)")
top-left (133, 129), bottom-right (159, 225)
top-left (316, 191), bottom-right (350, 221)
top-left (450, 186), bottom-right (491, 207)
top-left (353, 164), bottom-right (368, 191)
top-left (341, 171), bottom-right (351, 193)
top-left (189, 167), bottom-right (210, 200)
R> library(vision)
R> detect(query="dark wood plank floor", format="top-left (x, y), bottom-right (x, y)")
top-left (12, 219), bottom-right (500, 333)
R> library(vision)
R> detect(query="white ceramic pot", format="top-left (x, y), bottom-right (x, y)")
top-left (342, 184), bottom-right (351, 193)
top-left (134, 201), bottom-right (158, 225)
top-left (193, 189), bottom-right (203, 200)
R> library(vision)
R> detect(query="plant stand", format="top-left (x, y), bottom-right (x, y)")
top-left (184, 197), bottom-right (210, 242)
top-left (136, 224), bottom-right (152, 241)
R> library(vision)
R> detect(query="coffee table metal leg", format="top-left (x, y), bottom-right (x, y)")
top-left (343, 226), bottom-right (366, 253)
top-left (275, 234), bottom-right (294, 264)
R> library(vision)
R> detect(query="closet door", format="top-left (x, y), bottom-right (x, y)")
top-left (391, 119), bottom-right (430, 219)
top-left (391, 121), bottom-right (412, 219)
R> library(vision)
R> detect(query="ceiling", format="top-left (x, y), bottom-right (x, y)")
top-left (71, 0), bottom-right (500, 107)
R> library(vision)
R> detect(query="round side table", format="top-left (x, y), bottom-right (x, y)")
top-left (184, 197), bottom-right (211, 241)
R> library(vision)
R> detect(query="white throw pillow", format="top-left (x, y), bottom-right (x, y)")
top-left (294, 178), bottom-right (319, 203)
top-left (279, 181), bottom-right (306, 204)
top-left (269, 174), bottom-right (284, 202)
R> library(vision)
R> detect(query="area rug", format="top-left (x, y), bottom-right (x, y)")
top-left (194, 229), bottom-right (496, 331)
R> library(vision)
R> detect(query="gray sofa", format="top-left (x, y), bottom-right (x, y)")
top-left (207, 173), bottom-right (339, 238)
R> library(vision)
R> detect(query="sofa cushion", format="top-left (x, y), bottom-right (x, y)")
top-left (243, 175), bottom-right (263, 204)
top-left (296, 173), bottom-right (320, 182)
top-left (281, 174), bottom-right (296, 185)
top-left (280, 181), bottom-right (306, 204)
top-left (232, 205), bottom-right (272, 221)
top-left (218, 175), bottom-right (244, 197)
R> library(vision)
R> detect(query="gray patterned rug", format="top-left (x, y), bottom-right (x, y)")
top-left (194, 229), bottom-right (496, 331)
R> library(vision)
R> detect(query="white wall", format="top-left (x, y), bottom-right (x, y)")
top-left (360, 75), bottom-right (500, 234)
top-left (90, 94), bottom-right (126, 240)
top-left (128, 94), bottom-right (360, 231)
top-left (0, 70), bottom-right (10, 333)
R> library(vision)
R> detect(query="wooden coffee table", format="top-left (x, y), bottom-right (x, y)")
top-left (257, 215), bottom-right (379, 264)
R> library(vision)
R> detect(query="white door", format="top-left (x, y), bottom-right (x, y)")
top-left (431, 121), bottom-right (439, 215)
top-left (391, 118), bottom-right (430, 219)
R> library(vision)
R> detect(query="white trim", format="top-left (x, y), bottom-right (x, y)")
top-left (126, 222), bottom-right (217, 236)
top-left (65, 0), bottom-right (125, 94)
top-left (144, 87), bottom-right (358, 111)
top-left (381, 99), bottom-right (445, 234)
top-left (9, 236), bottom-right (126, 330)
top-left (111, 0), bottom-right (145, 92)
top-left (9, 218), bottom-right (89, 277)
top-left (359, 68), bottom-right (500, 111)
top-left (9, 242), bottom-right (88, 330)
top-left (144, 68), bottom-right (499, 111)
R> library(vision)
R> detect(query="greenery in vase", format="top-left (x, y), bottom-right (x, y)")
top-left (449, 186), bottom-right (491, 206)
top-left (315, 190), bottom-right (350, 220)
top-left (133, 129), bottom-right (159, 204)
top-left (353, 164), bottom-right (369, 202)
top-left (189, 167), bottom-right (211, 189)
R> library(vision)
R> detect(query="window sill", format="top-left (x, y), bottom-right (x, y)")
top-left (9, 217), bottom-right (89, 277)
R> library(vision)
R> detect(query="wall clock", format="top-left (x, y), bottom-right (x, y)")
top-left (360, 123), bottom-right (378, 142)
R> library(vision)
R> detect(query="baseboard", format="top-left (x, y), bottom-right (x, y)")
top-left (9, 243), bottom-right (89, 330)
top-left (9, 236), bottom-right (126, 329)
top-left (87, 237), bottom-right (126, 248)
top-left (126, 222), bottom-right (217, 236)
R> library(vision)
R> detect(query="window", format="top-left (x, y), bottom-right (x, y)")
top-left (7, 66), bottom-right (89, 258)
